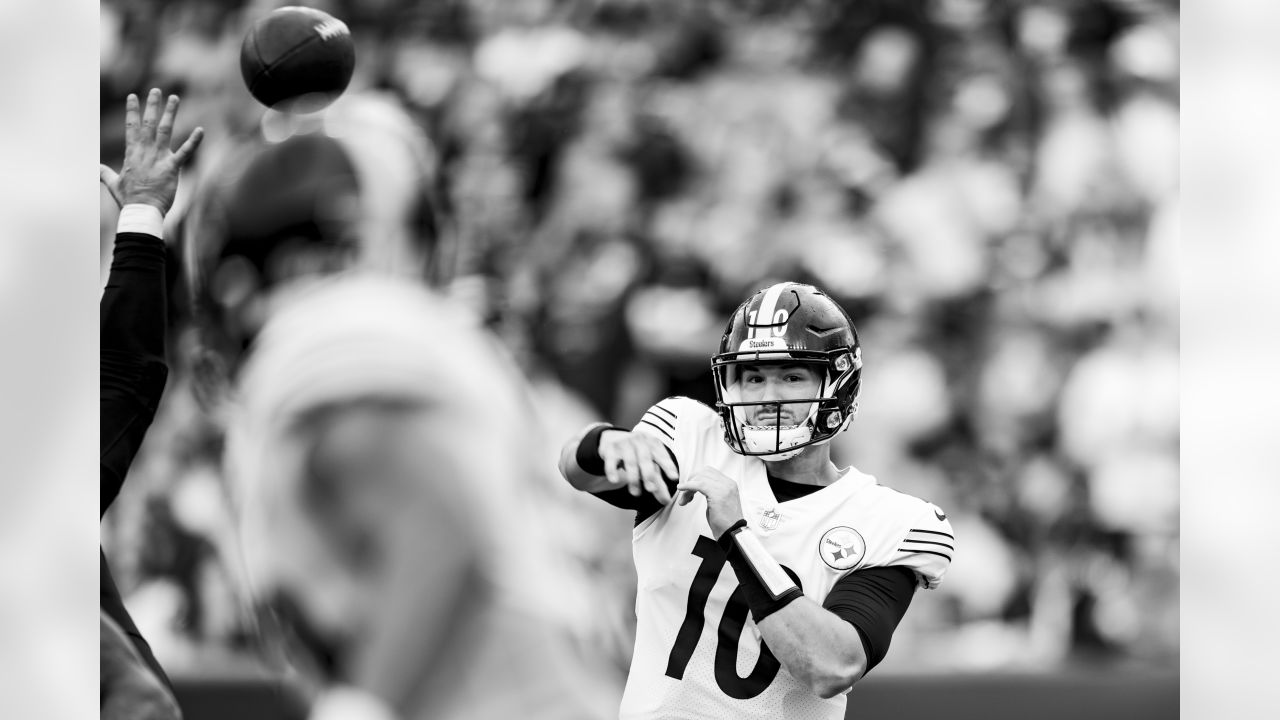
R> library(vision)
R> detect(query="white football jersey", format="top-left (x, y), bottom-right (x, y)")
top-left (619, 397), bottom-right (953, 720)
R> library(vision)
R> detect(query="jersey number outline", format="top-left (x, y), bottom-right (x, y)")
top-left (663, 536), bottom-right (803, 699)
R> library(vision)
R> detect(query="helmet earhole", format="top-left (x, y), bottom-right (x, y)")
top-left (825, 411), bottom-right (842, 429)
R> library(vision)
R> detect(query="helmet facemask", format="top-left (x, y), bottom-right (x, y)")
top-left (712, 350), bottom-right (856, 460)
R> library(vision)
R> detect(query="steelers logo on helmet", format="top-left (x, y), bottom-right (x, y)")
top-left (819, 526), bottom-right (866, 571)
top-left (712, 282), bottom-right (863, 459)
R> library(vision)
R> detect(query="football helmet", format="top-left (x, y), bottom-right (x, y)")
top-left (711, 282), bottom-right (863, 459)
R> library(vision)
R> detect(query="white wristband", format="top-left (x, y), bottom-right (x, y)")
top-left (731, 526), bottom-right (799, 600)
top-left (117, 203), bottom-right (165, 239)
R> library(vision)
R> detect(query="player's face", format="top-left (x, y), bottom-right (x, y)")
top-left (738, 363), bottom-right (822, 426)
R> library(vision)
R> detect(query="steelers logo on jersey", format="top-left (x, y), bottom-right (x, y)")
top-left (818, 526), bottom-right (866, 571)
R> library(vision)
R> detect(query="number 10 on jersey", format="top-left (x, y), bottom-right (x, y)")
top-left (664, 536), bottom-right (803, 699)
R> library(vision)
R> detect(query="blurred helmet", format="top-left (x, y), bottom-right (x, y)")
top-left (711, 282), bottom-right (863, 459)
top-left (178, 91), bottom-right (444, 412)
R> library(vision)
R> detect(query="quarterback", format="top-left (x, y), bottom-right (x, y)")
top-left (559, 282), bottom-right (954, 720)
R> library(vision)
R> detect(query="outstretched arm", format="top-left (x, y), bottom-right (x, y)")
top-left (557, 423), bottom-right (677, 505)
top-left (100, 89), bottom-right (203, 516)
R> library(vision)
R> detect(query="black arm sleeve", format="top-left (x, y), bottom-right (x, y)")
top-left (577, 424), bottom-right (678, 524)
top-left (822, 565), bottom-right (918, 674)
top-left (101, 232), bottom-right (169, 517)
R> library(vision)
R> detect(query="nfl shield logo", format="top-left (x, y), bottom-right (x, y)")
top-left (759, 508), bottom-right (781, 531)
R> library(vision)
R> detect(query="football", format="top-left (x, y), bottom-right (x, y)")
top-left (239, 6), bottom-right (355, 113)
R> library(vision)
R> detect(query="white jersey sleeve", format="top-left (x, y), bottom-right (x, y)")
top-left (886, 502), bottom-right (955, 590)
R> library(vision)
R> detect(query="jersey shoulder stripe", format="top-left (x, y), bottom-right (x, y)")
top-left (644, 410), bottom-right (676, 432)
top-left (650, 403), bottom-right (677, 421)
top-left (905, 528), bottom-right (954, 539)
top-left (898, 548), bottom-right (952, 562)
top-left (638, 417), bottom-right (675, 440)
top-left (637, 396), bottom-right (716, 434)
top-left (633, 398), bottom-right (687, 447)
top-left (900, 528), bottom-right (955, 558)
top-left (883, 500), bottom-right (955, 590)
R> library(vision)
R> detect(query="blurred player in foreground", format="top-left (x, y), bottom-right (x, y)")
top-left (100, 88), bottom-right (203, 720)
top-left (559, 282), bottom-right (956, 719)
top-left (224, 274), bottom-right (615, 720)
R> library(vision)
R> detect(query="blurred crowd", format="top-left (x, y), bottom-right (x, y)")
top-left (100, 0), bottom-right (1179, 684)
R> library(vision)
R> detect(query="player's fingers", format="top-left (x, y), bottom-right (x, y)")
top-left (640, 458), bottom-right (672, 505)
top-left (615, 445), bottom-right (642, 495)
top-left (99, 164), bottom-right (119, 189)
top-left (612, 459), bottom-right (640, 496)
top-left (171, 126), bottom-right (205, 168)
top-left (651, 443), bottom-right (679, 482)
top-left (640, 430), bottom-right (680, 471)
top-left (601, 442), bottom-right (638, 492)
top-left (141, 88), bottom-right (162, 141)
top-left (602, 446), bottom-right (623, 487)
top-left (688, 468), bottom-right (728, 497)
top-left (124, 93), bottom-right (140, 144)
top-left (675, 476), bottom-right (703, 497)
top-left (638, 455), bottom-right (665, 488)
top-left (675, 486), bottom-right (704, 506)
top-left (99, 165), bottom-right (122, 208)
top-left (155, 95), bottom-right (179, 149)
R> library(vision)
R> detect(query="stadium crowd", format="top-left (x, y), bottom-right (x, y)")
top-left (99, 0), bottom-right (1179, 688)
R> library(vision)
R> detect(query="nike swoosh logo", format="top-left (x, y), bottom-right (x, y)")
top-left (934, 509), bottom-right (947, 521)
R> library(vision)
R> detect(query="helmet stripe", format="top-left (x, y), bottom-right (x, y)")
top-left (752, 283), bottom-right (788, 340)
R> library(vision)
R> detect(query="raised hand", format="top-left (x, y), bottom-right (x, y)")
top-left (100, 88), bottom-right (204, 213)
top-left (677, 466), bottom-right (745, 537)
